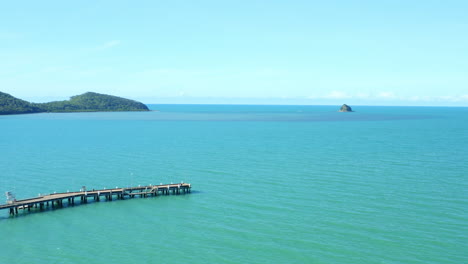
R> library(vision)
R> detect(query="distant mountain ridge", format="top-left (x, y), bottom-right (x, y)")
top-left (0, 91), bottom-right (149, 115)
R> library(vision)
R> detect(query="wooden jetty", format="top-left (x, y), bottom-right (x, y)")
top-left (1, 183), bottom-right (191, 216)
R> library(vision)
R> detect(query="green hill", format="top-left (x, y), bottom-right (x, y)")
top-left (0, 92), bottom-right (43, 115)
top-left (0, 92), bottom-right (149, 115)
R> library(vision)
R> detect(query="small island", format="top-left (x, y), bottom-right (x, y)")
top-left (339, 104), bottom-right (353, 112)
top-left (0, 91), bottom-right (149, 115)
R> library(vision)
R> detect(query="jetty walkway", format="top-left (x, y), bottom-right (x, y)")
top-left (1, 183), bottom-right (191, 216)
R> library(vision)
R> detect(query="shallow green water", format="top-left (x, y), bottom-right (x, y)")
top-left (1, 105), bottom-right (467, 263)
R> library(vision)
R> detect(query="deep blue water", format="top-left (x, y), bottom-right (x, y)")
top-left (0, 105), bottom-right (467, 263)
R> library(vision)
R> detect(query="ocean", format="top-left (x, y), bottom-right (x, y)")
top-left (0, 105), bottom-right (467, 263)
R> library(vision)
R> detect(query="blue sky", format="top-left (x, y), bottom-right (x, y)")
top-left (1, 0), bottom-right (467, 105)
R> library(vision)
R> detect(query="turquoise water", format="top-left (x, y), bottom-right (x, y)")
top-left (0, 105), bottom-right (467, 263)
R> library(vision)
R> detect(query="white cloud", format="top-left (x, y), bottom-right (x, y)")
top-left (325, 91), bottom-right (351, 99)
top-left (377, 91), bottom-right (396, 99)
top-left (303, 91), bottom-right (468, 105)
top-left (437, 95), bottom-right (455, 101)
top-left (356, 93), bottom-right (370, 98)
top-left (436, 94), bottom-right (468, 102)
top-left (407, 95), bottom-right (422, 101)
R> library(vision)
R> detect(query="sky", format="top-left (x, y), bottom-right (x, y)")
top-left (1, 0), bottom-right (467, 106)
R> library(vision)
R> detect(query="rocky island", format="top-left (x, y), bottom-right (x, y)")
top-left (0, 91), bottom-right (149, 115)
top-left (339, 104), bottom-right (353, 112)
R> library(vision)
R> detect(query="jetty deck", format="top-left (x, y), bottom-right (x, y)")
top-left (1, 183), bottom-right (191, 216)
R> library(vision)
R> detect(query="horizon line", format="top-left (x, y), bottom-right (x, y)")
top-left (13, 93), bottom-right (468, 108)
top-left (142, 102), bottom-right (468, 108)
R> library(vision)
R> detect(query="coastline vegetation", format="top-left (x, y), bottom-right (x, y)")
top-left (0, 91), bottom-right (149, 115)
